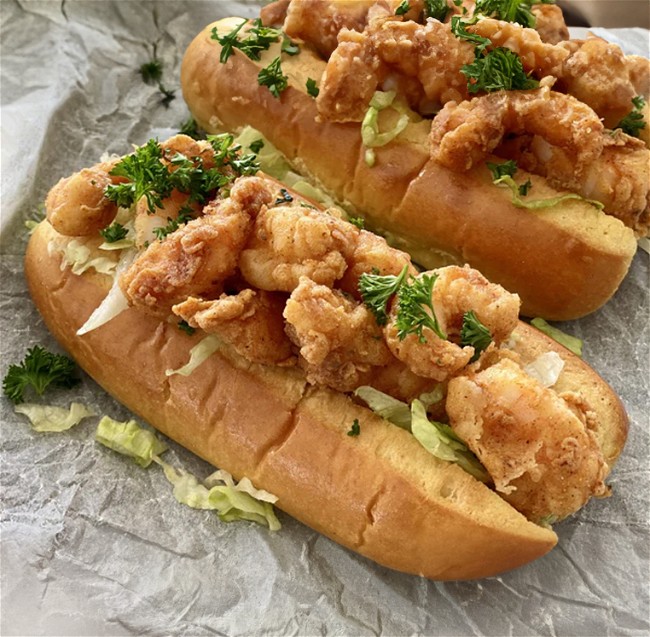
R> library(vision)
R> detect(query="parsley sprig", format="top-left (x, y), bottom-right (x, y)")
top-left (359, 265), bottom-right (409, 326)
top-left (474, 0), bottom-right (538, 27)
top-left (258, 56), bottom-right (289, 98)
top-left (396, 0), bottom-right (411, 15)
top-left (211, 19), bottom-right (298, 63)
top-left (153, 206), bottom-right (196, 241)
top-left (424, 0), bottom-right (450, 21)
top-left (616, 96), bottom-right (647, 138)
top-left (100, 222), bottom-right (128, 243)
top-left (3, 346), bottom-right (79, 404)
top-left (395, 274), bottom-right (447, 342)
top-left (460, 310), bottom-right (492, 361)
top-left (462, 47), bottom-right (539, 93)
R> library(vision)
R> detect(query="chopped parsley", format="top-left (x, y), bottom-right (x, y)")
top-left (396, 0), bottom-right (411, 15)
top-left (211, 19), bottom-right (298, 62)
top-left (462, 47), bottom-right (539, 93)
top-left (359, 265), bottom-right (410, 326)
top-left (451, 15), bottom-right (491, 53)
top-left (487, 159), bottom-right (518, 180)
top-left (460, 310), bottom-right (492, 361)
top-left (179, 117), bottom-right (202, 140)
top-left (395, 273), bottom-right (446, 342)
top-left (474, 0), bottom-right (537, 27)
top-left (275, 188), bottom-right (294, 205)
top-left (249, 138), bottom-right (265, 153)
top-left (139, 59), bottom-right (163, 85)
top-left (518, 178), bottom-right (533, 196)
top-left (3, 346), bottom-right (79, 404)
top-left (424, 0), bottom-right (450, 21)
top-left (258, 56), bottom-right (288, 98)
top-left (347, 419), bottom-right (361, 437)
top-left (100, 222), bottom-right (129, 243)
top-left (211, 19), bottom-right (248, 63)
top-left (616, 96), bottom-right (647, 138)
top-left (178, 320), bottom-right (196, 336)
top-left (153, 206), bottom-right (196, 240)
top-left (105, 136), bottom-right (258, 214)
top-left (348, 216), bottom-right (365, 229)
top-left (306, 78), bottom-right (320, 98)
top-left (281, 35), bottom-right (300, 56)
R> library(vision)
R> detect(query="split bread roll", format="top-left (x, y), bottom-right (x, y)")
top-left (181, 17), bottom-right (641, 321)
top-left (26, 211), bottom-right (628, 580)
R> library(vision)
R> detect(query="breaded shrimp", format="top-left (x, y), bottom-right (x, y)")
top-left (172, 290), bottom-right (295, 366)
top-left (284, 277), bottom-right (393, 392)
top-left (430, 88), bottom-right (604, 176)
top-left (446, 358), bottom-right (608, 522)
top-left (46, 159), bottom-right (122, 237)
top-left (120, 177), bottom-right (274, 316)
top-left (530, 3), bottom-right (568, 44)
top-left (383, 266), bottom-right (520, 381)
top-left (239, 205), bottom-right (360, 292)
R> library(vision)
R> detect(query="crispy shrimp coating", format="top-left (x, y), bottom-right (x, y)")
top-left (499, 131), bottom-right (650, 235)
top-left (530, 3), bottom-right (569, 44)
top-left (446, 358), bottom-right (608, 522)
top-left (627, 55), bottom-right (650, 98)
top-left (284, 277), bottom-right (393, 392)
top-left (557, 37), bottom-right (637, 127)
top-left (120, 177), bottom-right (274, 316)
top-left (338, 228), bottom-right (415, 298)
top-left (384, 266), bottom-right (520, 381)
top-left (172, 290), bottom-right (295, 366)
top-left (430, 88), bottom-right (604, 175)
top-left (46, 159), bottom-right (122, 237)
top-left (239, 205), bottom-right (360, 292)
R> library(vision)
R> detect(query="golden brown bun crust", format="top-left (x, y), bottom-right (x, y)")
top-left (26, 221), bottom-right (565, 580)
top-left (181, 20), bottom-right (637, 320)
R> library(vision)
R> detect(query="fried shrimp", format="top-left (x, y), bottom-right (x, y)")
top-left (446, 358), bottom-right (608, 522)
top-left (384, 266), bottom-right (520, 381)
top-left (430, 88), bottom-right (604, 175)
top-left (172, 290), bottom-right (295, 366)
top-left (239, 205), bottom-right (360, 292)
top-left (120, 177), bottom-right (274, 316)
top-left (46, 159), bottom-right (122, 237)
top-left (530, 3), bottom-right (568, 44)
top-left (284, 277), bottom-right (393, 391)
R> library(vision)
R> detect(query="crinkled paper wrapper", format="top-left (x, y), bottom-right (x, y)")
top-left (1, 2), bottom-right (648, 634)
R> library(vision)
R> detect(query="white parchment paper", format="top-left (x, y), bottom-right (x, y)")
top-left (1, 2), bottom-right (648, 635)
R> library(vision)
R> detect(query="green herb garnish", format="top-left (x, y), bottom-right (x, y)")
top-left (178, 320), bottom-right (196, 336)
top-left (258, 56), bottom-right (288, 98)
top-left (306, 78), bottom-right (320, 98)
top-left (358, 265), bottom-right (409, 326)
top-left (347, 419), bottom-right (361, 436)
top-left (3, 346), bottom-right (79, 404)
top-left (281, 35), bottom-right (300, 56)
top-left (424, 0), bottom-right (450, 20)
top-left (474, 0), bottom-right (537, 27)
top-left (139, 59), bottom-right (163, 85)
top-left (211, 19), bottom-right (248, 63)
top-left (616, 96), bottom-right (647, 138)
top-left (396, 0), bottom-right (411, 15)
top-left (179, 117), bottom-right (202, 140)
top-left (100, 222), bottom-right (128, 243)
top-left (249, 138), bottom-right (265, 154)
top-left (487, 159), bottom-right (518, 180)
top-left (462, 47), bottom-right (539, 93)
top-left (396, 273), bottom-right (446, 342)
top-left (348, 216), bottom-right (365, 229)
top-left (153, 206), bottom-right (196, 240)
top-left (460, 310), bottom-right (492, 361)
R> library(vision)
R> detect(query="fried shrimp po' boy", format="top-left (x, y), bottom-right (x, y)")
top-left (181, 0), bottom-right (650, 320)
top-left (26, 134), bottom-right (628, 580)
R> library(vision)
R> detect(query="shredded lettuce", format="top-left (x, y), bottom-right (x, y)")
top-left (156, 460), bottom-right (281, 530)
top-left (15, 402), bottom-right (96, 433)
top-left (77, 248), bottom-right (136, 336)
top-left (59, 239), bottom-right (118, 276)
top-left (95, 416), bottom-right (167, 467)
top-left (165, 336), bottom-right (221, 377)
top-left (410, 400), bottom-right (489, 482)
top-left (493, 175), bottom-right (604, 211)
top-left (530, 318), bottom-right (583, 357)
top-left (361, 90), bottom-right (410, 166)
top-left (524, 351), bottom-right (565, 388)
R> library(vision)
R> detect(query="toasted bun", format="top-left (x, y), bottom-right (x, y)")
top-left (25, 220), bottom-right (629, 579)
top-left (181, 19), bottom-right (637, 321)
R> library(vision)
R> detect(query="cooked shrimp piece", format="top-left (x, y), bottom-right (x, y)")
top-left (284, 277), bottom-right (393, 392)
top-left (121, 177), bottom-right (274, 316)
top-left (558, 37), bottom-right (637, 127)
top-left (260, 0), bottom-right (291, 26)
top-left (430, 88), bottom-right (604, 176)
top-left (338, 228), bottom-right (415, 299)
top-left (172, 290), bottom-right (295, 366)
top-left (627, 55), bottom-right (650, 98)
top-left (500, 131), bottom-right (650, 235)
top-left (384, 266), bottom-right (520, 381)
top-left (46, 159), bottom-right (122, 237)
top-left (240, 205), bottom-right (359, 292)
top-left (469, 18), bottom-right (569, 77)
top-left (446, 358), bottom-right (608, 522)
top-left (530, 3), bottom-right (568, 44)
